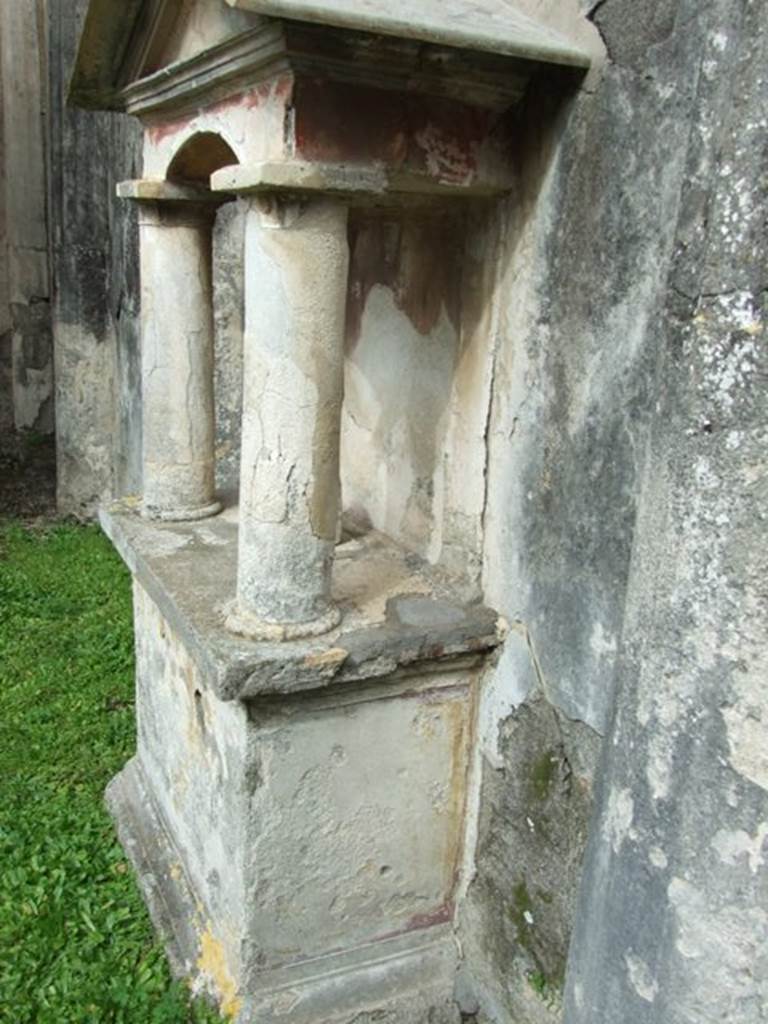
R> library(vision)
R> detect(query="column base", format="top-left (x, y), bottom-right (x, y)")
top-left (224, 598), bottom-right (341, 642)
top-left (141, 499), bottom-right (222, 522)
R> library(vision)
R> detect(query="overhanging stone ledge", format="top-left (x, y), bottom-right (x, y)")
top-left (210, 160), bottom-right (514, 201)
top-left (99, 505), bottom-right (504, 703)
top-left (117, 179), bottom-right (232, 204)
top-left (226, 0), bottom-right (592, 69)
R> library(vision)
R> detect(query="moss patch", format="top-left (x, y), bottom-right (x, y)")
top-left (509, 878), bottom-right (566, 999)
top-left (528, 750), bottom-right (559, 802)
top-left (510, 880), bottom-right (534, 950)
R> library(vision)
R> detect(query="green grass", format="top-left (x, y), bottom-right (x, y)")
top-left (0, 522), bottom-right (223, 1024)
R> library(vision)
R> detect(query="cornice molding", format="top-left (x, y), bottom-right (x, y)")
top-left (119, 24), bottom-right (287, 117)
top-left (70, 0), bottom-right (589, 114)
top-left (118, 20), bottom-right (534, 120)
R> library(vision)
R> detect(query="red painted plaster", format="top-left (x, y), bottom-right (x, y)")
top-left (346, 211), bottom-right (465, 349)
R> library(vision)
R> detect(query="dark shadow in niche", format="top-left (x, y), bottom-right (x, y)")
top-left (166, 131), bottom-right (239, 186)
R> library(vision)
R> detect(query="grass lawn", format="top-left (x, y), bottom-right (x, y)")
top-left (0, 521), bottom-right (223, 1024)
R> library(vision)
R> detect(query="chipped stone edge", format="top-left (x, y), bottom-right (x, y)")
top-left (99, 507), bottom-right (504, 703)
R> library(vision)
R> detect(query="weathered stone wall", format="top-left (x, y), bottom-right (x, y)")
top-left (47, 0), bottom-right (142, 515)
top-left (0, 0), bottom-right (54, 438)
top-left (565, 0), bottom-right (767, 1020)
top-left (462, 0), bottom-right (767, 1021)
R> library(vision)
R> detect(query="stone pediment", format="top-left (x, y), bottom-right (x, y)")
top-left (134, 0), bottom-right (258, 81)
top-left (70, 0), bottom-right (263, 109)
top-left (70, 0), bottom-right (590, 116)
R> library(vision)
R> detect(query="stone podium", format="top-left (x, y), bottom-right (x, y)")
top-left (70, 1), bottom-right (589, 1019)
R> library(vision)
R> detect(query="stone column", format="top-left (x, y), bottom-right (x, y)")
top-left (226, 194), bottom-right (349, 641)
top-left (138, 202), bottom-right (221, 520)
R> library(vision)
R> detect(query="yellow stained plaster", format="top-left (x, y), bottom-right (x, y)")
top-left (197, 923), bottom-right (242, 1020)
top-left (303, 646), bottom-right (348, 669)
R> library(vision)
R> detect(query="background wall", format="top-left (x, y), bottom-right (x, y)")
top-left (0, 0), bottom-right (53, 440)
top-left (47, 0), bottom-right (142, 516)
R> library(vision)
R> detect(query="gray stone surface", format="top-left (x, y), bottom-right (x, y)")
top-left (482, 47), bottom-right (691, 737)
top-left (463, 0), bottom-right (767, 1019)
top-left (463, 7), bottom-right (692, 1009)
top-left (564, 1), bottom-right (768, 1021)
top-left (100, 506), bottom-right (502, 701)
top-left (106, 758), bottom-right (203, 980)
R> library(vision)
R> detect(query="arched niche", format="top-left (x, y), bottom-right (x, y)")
top-left (165, 131), bottom-right (239, 187)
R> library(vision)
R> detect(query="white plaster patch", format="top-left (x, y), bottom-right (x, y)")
top-left (573, 981), bottom-right (584, 1010)
top-left (649, 846), bottom-right (668, 870)
top-left (603, 788), bottom-right (634, 854)
top-left (711, 823), bottom-right (768, 875)
top-left (667, 877), bottom-right (768, 1021)
top-left (721, 664), bottom-right (768, 792)
top-left (341, 285), bottom-right (456, 563)
top-left (477, 625), bottom-right (537, 767)
top-left (195, 526), bottom-right (229, 547)
top-left (638, 669), bottom-right (697, 801)
top-left (141, 525), bottom-right (193, 558)
top-left (646, 743), bottom-right (672, 803)
top-left (624, 952), bottom-right (658, 1003)
top-left (11, 358), bottom-right (53, 430)
top-left (589, 620), bottom-right (617, 660)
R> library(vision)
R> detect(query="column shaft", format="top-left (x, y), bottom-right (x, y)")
top-left (139, 203), bottom-right (220, 520)
top-left (227, 195), bottom-right (349, 640)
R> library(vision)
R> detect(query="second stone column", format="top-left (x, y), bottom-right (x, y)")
top-left (226, 194), bottom-right (349, 640)
top-left (139, 201), bottom-right (220, 521)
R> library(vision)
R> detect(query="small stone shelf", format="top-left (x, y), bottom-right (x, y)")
top-left (100, 505), bottom-right (504, 703)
